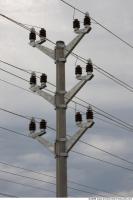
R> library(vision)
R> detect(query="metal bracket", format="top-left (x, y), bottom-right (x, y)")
top-left (56, 58), bottom-right (66, 63)
top-left (66, 120), bottom-right (94, 153)
top-left (55, 153), bottom-right (68, 157)
top-left (36, 136), bottom-right (54, 154)
top-left (65, 73), bottom-right (94, 104)
top-left (30, 85), bottom-right (55, 106)
top-left (65, 26), bottom-right (91, 58)
top-left (76, 74), bottom-right (94, 81)
top-left (29, 42), bottom-right (55, 60)
top-left (29, 131), bottom-right (45, 139)
top-left (28, 132), bottom-right (54, 154)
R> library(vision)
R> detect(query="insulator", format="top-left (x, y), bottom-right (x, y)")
top-left (39, 28), bottom-right (46, 39)
top-left (40, 119), bottom-right (47, 130)
top-left (75, 65), bottom-right (82, 75)
top-left (86, 108), bottom-right (93, 120)
top-left (29, 118), bottom-right (36, 132)
top-left (40, 73), bottom-right (47, 84)
top-left (73, 19), bottom-right (80, 29)
top-left (40, 73), bottom-right (47, 89)
top-left (30, 72), bottom-right (36, 85)
top-left (86, 59), bottom-right (93, 73)
top-left (29, 27), bottom-right (36, 41)
top-left (75, 112), bottom-right (82, 123)
top-left (84, 12), bottom-right (91, 26)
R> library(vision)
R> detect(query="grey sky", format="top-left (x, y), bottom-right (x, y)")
top-left (0, 0), bottom-right (133, 197)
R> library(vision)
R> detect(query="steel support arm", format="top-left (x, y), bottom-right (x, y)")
top-left (65, 27), bottom-right (91, 58)
top-left (36, 136), bottom-right (54, 154)
top-left (30, 85), bottom-right (55, 106)
top-left (66, 121), bottom-right (94, 153)
top-left (28, 132), bottom-right (54, 153)
top-left (65, 74), bottom-right (94, 104)
top-left (29, 42), bottom-right (54, 60)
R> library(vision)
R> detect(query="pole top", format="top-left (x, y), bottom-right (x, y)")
top-left (56, 41), bottom-right (65, 48)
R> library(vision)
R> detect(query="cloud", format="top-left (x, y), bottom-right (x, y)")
top-left (0, 0), bottom-right (133, 197)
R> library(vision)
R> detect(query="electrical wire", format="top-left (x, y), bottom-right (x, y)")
top-left (0, 125), bottom-right (132, 197)
top-left (1, 66), bottom-right (133, 133)
top-left (0, 169), bottom-right (105, 197)
top-left (1, 74), bottom-right (133, 169)
top-left (0, 192), bottom-right (17, 197)
top-left (0, 177), bottom-right (55, 194)
top-left (79, 139), bottom-right (133, 165)
top-left (71, 51), bottom-right (133, 93)
top-left (1, 13), bottom-right (133, 93)
top-left (0, 59), bottom-right (55, 87)
top-left (0, 107), bottom-right (56, 132)
top-left (59, 0), bottom-right (133, 49)
top-left (72, 150), bottom-right (133, 173)
top-left (0, 160), bottom-right (122, 197)
top-left (1, 73), bottom-right (133, 168)
top-left (0, 67), bottom-right (29, 82)
top-left (1, 124), bottom-right (133, 179)
top-left (0, 66), bottom-right (133, 133)
top-left (75, 96), bottom-right (133, 131)
top-left (0, 9), bottom-right (132, 195)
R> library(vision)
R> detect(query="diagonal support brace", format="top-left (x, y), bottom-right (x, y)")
top-left (66, 121), bottom-right (94, 153)
top-left (36, 136), bottom-right (54, 154)
top-left (30, 85), bottom-right (55, 106)
top-left (65, 27), bottom-right (91, 58)
top-left (65, 73), bottom-right (94, 104)
top-left (29, 42), bottom-right (55, 60)
top-left (29, 132), bottom-right (54, 154)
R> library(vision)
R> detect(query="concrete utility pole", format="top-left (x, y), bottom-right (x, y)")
top-left (55, 41), bottom-right (67, 196)
top-left (28, 12), bottom-right (94, 197)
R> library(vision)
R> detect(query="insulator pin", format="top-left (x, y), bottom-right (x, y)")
top-left (86, 108), bottom-right (93, 121)
top-left (40, 119), bottom-right (47, 130)
top-left (30, 72), bottom-right (36, 85)
top-left (39, 28), bottom-right (46, 41)
top-left (84, 12), bottom-right (91, 27)
top-left (73, 19), bottom-right (80, 31)
top-left (40, 73), bottom-right (47, 89)
top-left (86, 59), bottom-right (93, 74)
top-left (29, 118), bottom-right (36, 132)
top-left (29, 28), bottom-right (36, 41)
top-left (30, 72), bottom-right (36, 86)
top-left (39, 119), bottom-right (47, 135)
top-left (75, 112), bottom-right (82, 125)
top-left (75, 65), bottom-right (82, 78)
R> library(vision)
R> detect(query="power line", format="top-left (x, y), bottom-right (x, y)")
top-left (0, 59), bottom-right (55, 87)
top-left (0, 67), bottom-right (28, 82)
top-left (0, 125), bottom-right (133, 197)
top-left (75, 96), bottom-right (133, 131)
top-left (59, 0), bottom-right (133, 49)
top-left (0, 107), bottom-right (56, 132)
top-left (0, 192), bottom-right (17, 197)
top-left (0, 8), bottom-right (132, 198)
top-left (0, 160), bottom-right (122, 197)
top-left (0, 168), bottom-right (105, 197)
top-left (0, 66), bottom-right (133, 133)
top-left (79, 140), bottom-right (133, 166)
top-left (72, 150), bottom-right (133, 173)
top-left (1, 75), bottom-right (133, 168)
top-left (1, 14), bottom-right (133, 94)
top-left (1, 77), bottom-right (133, 168)
top-left (71, 51), bottom-right (133, 93)
top-left (0, 177), bottom-right (55, 194)
top-left (1, 68), bottom-right (133, 134)
top-left (1, 123), bottom-right (133, 178)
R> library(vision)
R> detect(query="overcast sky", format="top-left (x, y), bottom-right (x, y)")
top-left (0, 0), bottom-right (133, 197)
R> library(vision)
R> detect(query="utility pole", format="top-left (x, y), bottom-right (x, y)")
top-left (55, 41), bottom-right (67, 196)
top-left (28, 12), bottom-right (94, 197)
